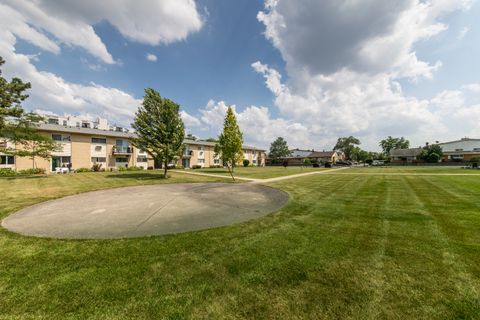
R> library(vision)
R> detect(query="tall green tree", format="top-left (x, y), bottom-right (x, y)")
top-left (0, 56), bottom-right (31, 132)
top-left (214, 106), bottom-right (243, 181)
top-left (132, 89), bottom-right (185, 178)
top-left (334, 136), bottom-right (361, 160)
top-left (379, 136), bottom-right (410, 154)
top-left (269, 137), bottom-right (290, 160)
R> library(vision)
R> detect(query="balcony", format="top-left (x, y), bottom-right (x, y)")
top-left (112, 146), bottom-right (133, 155)
top-left (182, 150), bottom-right (193, 158)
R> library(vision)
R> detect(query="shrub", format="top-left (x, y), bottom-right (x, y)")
top-left (91, 163), bottom-right (103, 172)
top-left (19, 168), bottom-right (46, 175)
top-left (470, 157), bottom-right (480, 163)
top-left (126, 166), bottom-right (144, 171)
top-left (243, 159), bottom-right (250, 167)
top-left (365, 159), bottom-right (373, 165)
top-left (192, 165), bottom-right (202, 169)
top-left (0, 168), bottom-right (17, 176)
top-left (118, 166), bottom-right (127, 171)
top-left (75, 168), bottom-right (92, 173)
top-left (147, 166), bottom-right (154, 170)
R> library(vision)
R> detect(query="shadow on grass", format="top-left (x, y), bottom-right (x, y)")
top-left (105, 172), bottom-right (167, 180)
top-left (0, 175), bottom-right (48, 180)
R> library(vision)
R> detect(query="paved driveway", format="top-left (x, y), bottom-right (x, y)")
top-left (2, 183), bottom-right (288, 239)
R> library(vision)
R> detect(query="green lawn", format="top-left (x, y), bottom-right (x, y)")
top-left (1, 170), bottom-right (480, 318)
top-left (347, 166), bottom-right (480, 174)
top-left (193, 166), bottom-right (329, 179)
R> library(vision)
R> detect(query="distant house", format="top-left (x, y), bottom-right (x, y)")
top-left (437, 138), bottom-right (480, 162)
top-left (390, 148), bottom-right (423, 163)
top-left (269, 148), bottom-right (342, 165)
top-left (309, 151), bottom-right (341, 163)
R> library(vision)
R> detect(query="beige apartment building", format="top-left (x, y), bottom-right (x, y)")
top-left (1, 119), bottom-right (266, 173)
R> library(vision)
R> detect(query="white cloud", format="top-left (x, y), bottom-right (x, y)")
top-left (462, 83), bottom-right (480, 92)
top-left (180, 110), bottom-right (201, 127)
top-left (180, 100), bottom-right (311, 149)
top-left (2, 0), bottom-right (203, 63)
top-left (146, 53), bottom-right (158, 62)
top-left (250, 0), bottom-right (477, 150)
top-left (458, 26), bottom-right (470, 39)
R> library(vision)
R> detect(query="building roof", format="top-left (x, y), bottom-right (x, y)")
top-left (309, 151), bottom-right (336, 158)
top-left (390, 148), bottom-right (423, 157)
top-left (437, 138), bottom-right (480, 145)
top-left (37, 123), bottom-right (265, 151)
top-left (289, 149), bottom-right (314, 158)
top-left (184, 139), bottom-right (265, 151)
top-left (37, 123), bottom-right (136, 138)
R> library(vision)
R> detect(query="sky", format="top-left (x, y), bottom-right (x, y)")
top-left (0, 0), bottom-right (479, 151)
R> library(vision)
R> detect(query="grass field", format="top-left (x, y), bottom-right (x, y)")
top-left (347, 166), bottom-right (480, 174)
top-left (1, 169), bottom-right (480, 318)
top-left (193, 166), bottom-right (329, 179)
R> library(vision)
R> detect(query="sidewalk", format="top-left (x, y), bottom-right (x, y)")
top-left (171, 167), bottom-right (349, 184)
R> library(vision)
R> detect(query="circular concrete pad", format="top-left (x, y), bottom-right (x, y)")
top-left (2, 183), bottom-right (288, 239)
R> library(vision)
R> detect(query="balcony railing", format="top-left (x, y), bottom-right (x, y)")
top-left (112, 146), bottom-right (133, 154)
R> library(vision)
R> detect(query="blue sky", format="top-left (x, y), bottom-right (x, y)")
top-left (1, 0), bottom-right (479, 150)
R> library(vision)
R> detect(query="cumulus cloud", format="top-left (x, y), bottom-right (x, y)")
top-left (2, 0), bottom-right (203, 63)
top-left (250, 0), bottom-right (477, 150)
top-left (180, 100), bottom-right (311, 149)
top-left (0, 0), bottom-right (203, 127)
top-left (146, 53), bottom-right (158, 62)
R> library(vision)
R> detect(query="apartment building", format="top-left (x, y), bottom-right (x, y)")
top-left (182, 140), bottom-right (266, 168)
top-left (1, 115), bottom-right (266, 172)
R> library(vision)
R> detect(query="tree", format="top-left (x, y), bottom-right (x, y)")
top-left (379, 136), bottom-right (410, 154)
top-left (419, 143), bottom-right (443, 163)
top-left (214, 106), bottom-right (243, 181)
top-left (351, 147), bottom-right (369, 162)
top-left (15, 133), bottom-right (61, 169)
top-left (334, 136), bottom-right (361, 160)
top-left (0, 57), bottom-right (59, 163)
top-left (186, 133), bottom-right (197, 141)
top-left (132, 89), bottom-right (185, 178)
top-left (269, 137), bottom-right (290, 160)
top-left (0, 56), bottom-right (31, 133)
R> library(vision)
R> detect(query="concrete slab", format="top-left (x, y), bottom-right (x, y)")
top-left (1, 183), bottom-right (289, 239)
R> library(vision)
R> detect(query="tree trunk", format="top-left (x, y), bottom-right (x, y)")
top-left (227, 161), bottom-right (235, 182)
top-left (32, 155), bottom-right (36, 169)
top-left (164, 159), bottom-right (168, 178)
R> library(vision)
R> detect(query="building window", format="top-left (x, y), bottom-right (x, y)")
top-left (455, 149), bottom-right (464, 151)
top-left (52, 134), bottom-right (62, 141)
top-left (81, 122), bottom-right (91, 128)
top-left (214, 159), bottom-right (220, 164)
top-left (62, 120), bottom-right (67, 126)
top-left (91, 157), bottom-right (106, 163)
top-left (94, 146), bottom-right (102, 151)
top-left (198, 146), bottom-right (203, 151)
top-left (48, 118), bottom-right (59, 125)
top-left (116, 157), bottom-right (128, 163)
top-left (62, 135), bottom-right (71, 141)
top-left (137, 156), bottom-right (147, 162)
top-left (198, 159), bottom-right (205, 164)
top-left (92, 137), bottom-right (107, 144)
top-left (0, 155), bottom-right (15, 165)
